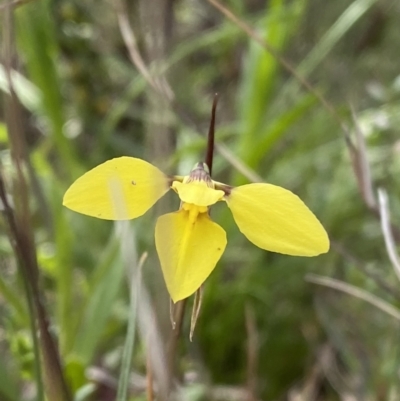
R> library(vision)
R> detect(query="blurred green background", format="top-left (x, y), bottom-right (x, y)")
top-left (1, 0), bottom-right (400, 400)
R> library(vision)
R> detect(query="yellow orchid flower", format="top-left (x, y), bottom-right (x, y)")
top-left (63, 157), bottom-right (329, 303)
top-left (64, 96), bottom-right (328, 305)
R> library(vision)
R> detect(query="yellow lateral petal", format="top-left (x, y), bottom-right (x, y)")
top-left (63, 157), bottom-right (169, 220)
top-left (172, 180), bottom-right (224, 207)
top-left (155, 210), bottom-right (227, 302)
top-left (226, 183), bottom-right (329, 256)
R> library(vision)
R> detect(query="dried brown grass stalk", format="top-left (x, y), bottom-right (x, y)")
top-left (1, 6), bottom-right (71, 401)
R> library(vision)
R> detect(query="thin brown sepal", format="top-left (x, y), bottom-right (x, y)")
top-left (190, 286), bottom-right (204, 342)
top-left (205, 94), bottom-right (219, 176)
top-left (169, 298), bottom-right (176, 330)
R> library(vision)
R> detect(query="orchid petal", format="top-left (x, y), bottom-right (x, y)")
top-left (172, 180), bottom-right (224, 207)
top-left (155, 210), bottom-right (227, 302)
top-left (63, 157), bottom-right (169, 220)
top-left (226, 183), bottom-right (329, 256)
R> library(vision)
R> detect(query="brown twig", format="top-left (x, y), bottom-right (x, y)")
top-left (2, 7), bottom-right (71, 401)
top-left (287, 349), bottom-right (323, 401)
top-left (245, 304), bottom-right (258, 401)
top-left (88, 366), bottom-right (258, 401)
top-left (136, 284), bottom-right (169, 400)
top-left (113, 0), bottom-right (270, 183)
top-left (215, 143), bottom-right (263, 182)
top-left (115, 0), bottom-right (160, 93)
top-left (0, 0), bottom-right (36, 12)
top-left (315, 344), bottom-right (351, 401)
top-left (206, 0), bottom-right (351, 137)
top-left (350, 106), bottom-right (376, 209)
top-left (306, 274), bottom-right (400, 321)
top-left (344, 110), bottom-right (400, 242)
top-left (166, 298), bottom-right (187, 387)
top-left (331, 240), bottom-right (400, 301)
top-left (115, 0), bottom-right (174, 101)
top-left (378, 189), bottom-right (400, 282)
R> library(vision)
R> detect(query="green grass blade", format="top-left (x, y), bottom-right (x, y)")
top-left (72, 236), bottom-right (124, 363)
top-left (15, 2), bottom-right (76, 171)
top-left (281, 0), bottom-right (380, 100)
top-left (237, 0), bottom-right (306, 166)
top-left (299, 0), bottom-right (380, 77)
top-left (53, 192), bottom-right (74, 355)
top-left (238, 0), bottom-right (286, 146)
top-left (116, 252), bottom-right (144, 401)
top-left (249, 93), bottom-right (317, 168)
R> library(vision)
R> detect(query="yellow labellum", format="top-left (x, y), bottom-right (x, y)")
top-left (155, 208), bottom-right (227, 302)
top-left (63, 157), bottom-right (169, 220)
top-left (225, 183), bottom-right (329, 256)
top-left (172, 180), bottom-right (224, 207)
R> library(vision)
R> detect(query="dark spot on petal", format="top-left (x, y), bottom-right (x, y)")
top-left (131, 180), bottom-right (136, 185)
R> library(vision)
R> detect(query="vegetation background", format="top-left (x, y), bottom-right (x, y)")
top-left (1, 0), bottom-right (400, 400)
